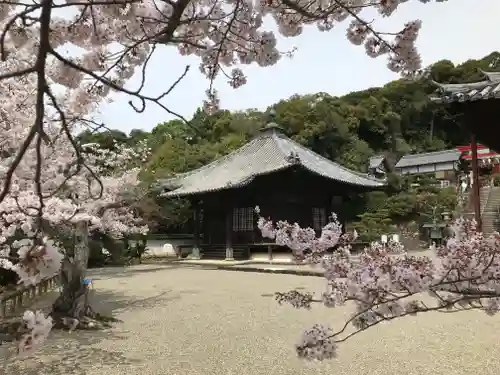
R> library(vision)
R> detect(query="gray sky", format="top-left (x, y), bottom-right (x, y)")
top-left (97, 0), bottom-right (500, 134)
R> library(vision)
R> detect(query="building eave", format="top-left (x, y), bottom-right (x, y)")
top-left (429, 71), bottom-right (500, 104)
top-left (156, 125), bottom-right (386, 199)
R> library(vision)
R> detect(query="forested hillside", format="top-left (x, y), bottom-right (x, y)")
top-left (79, 51), bottom-right (500, 235)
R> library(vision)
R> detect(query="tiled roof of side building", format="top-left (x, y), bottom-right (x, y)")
top-left (369, 156), bottom-right (385, 169)
top-left (158, 124), bottom-right (385, 198)
top-left (430, 71), bottom-right (500, 103)
top-left (395, 149), bottom-right (461, 169)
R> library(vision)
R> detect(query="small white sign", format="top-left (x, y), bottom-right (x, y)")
top-left (392, 234), bottom-right (399, 243)
top-left (381, 235), bottom-right (388, 243)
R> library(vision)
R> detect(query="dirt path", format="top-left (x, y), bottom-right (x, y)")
top-left (2, 263), bottom-right (499, 375)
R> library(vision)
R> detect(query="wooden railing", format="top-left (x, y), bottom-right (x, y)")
top-left (0, 275), bottom-right (59, 318)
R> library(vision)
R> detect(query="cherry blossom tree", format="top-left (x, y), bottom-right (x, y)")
top-left (257, 212), bottom-right (500, 361)
top-left (0, 139), bottom-right (150, 368)
top-left (0, 0), bottom-right (439, 201)
top-left (0, 137), bottom-right (149, 326)
top-left (0, 0), bottom-right (446, 362)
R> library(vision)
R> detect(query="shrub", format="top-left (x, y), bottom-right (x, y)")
top-left (351, 175), bottom-right (457, 243)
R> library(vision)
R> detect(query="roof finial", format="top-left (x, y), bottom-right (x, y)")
top-left (260, 108), bottom-right (284, 134)
top-left (268, 109), bottom-right (276, 122)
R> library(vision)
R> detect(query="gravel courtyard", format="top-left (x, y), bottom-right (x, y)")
top-left (4, 264), bottom-right (500, 375)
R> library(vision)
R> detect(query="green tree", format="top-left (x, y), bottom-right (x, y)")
top-left (86, 51), bottom-right (500, 235)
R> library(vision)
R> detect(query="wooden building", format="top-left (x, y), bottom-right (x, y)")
top-left (158, 115), bottom-right (385, 260)
top-left (431, 70), bottom-right (500, 151)
top-left (430, 70), bottom-right (500, 232)
top-left (394, 149), bottom-right (461, 188)
top-left (368, 155), bottom-right (387, 177)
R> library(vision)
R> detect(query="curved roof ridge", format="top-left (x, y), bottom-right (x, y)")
top-left (479, 70), bottom-right (500, 82)
top-left (162, 136), bottom-right (270, 187)
top-left (430, 71), bottom-right (500, 103)
top-left (270, 131), bottom-right (300, 162)
top-left (276, 133), bottom-right (384, 183)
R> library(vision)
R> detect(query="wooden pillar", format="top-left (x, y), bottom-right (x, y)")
top-left (326, 193), bottom-right (333, 224)
top-left (267, 244), bottom-right (273, 262)
top-left (190, 199), bottom-right (201, 259)
top-left (225, 206), bottom-right (233, 260)
top-left (471, 135), bottom-right (482, 232)
top-left (330, 194), bottom-right (344, 229)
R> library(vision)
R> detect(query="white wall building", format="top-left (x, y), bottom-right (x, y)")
top-left (394, 149), bottom-right (461, 187)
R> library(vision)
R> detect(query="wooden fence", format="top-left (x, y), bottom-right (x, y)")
top-left (0, 275), bottom-right (59, 319)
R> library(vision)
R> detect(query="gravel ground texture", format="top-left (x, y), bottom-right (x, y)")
top-left (3, 263), bottom-right (500, 375)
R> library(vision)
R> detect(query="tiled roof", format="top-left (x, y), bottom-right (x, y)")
top-left (430, 71), bottom-right (500, 103)
top-left (395, 149), bottom-right (461, 169)
top-left (159, 125), bottom-right (385, 197)
top-left (369, 156), bottom-right (385, 169)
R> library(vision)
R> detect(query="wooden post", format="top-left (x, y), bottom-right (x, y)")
top-left (191, 199), bottom-right (201, 259)
top-left (471, 134), bottom-right (482, 232)
top-left (225, 207), bottom-right (234, 261)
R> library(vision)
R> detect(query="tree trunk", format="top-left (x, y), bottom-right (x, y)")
top-left (51, 220), bottom-right (94, 329)
top-left (101, 234), bottom-right (126, 265)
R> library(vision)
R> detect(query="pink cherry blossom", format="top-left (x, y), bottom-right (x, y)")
top-left (0, 139), bottom-right (150, 285)
top-left (0, 0), bottom-right (447, 362)
top-left (0, 0), bottom-right (438, 132)
top-left (258, 211), bottom-right (500, 361)
top-left (0, 137), bottom-right (149, 359)
top-left (17, 310), bottom-right (53, 357)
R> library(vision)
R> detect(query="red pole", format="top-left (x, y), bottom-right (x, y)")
top-left (471, 135), bottom-right (482, 232)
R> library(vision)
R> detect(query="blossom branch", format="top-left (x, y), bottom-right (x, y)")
top-left (257, 212), bottom-right (500, 360)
